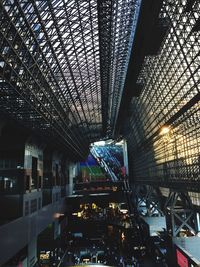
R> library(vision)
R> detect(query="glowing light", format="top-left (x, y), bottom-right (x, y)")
top-left (53, 213), bottom-right (65, 219)
top-left (160, 125), bottom-right (170, 135)
top-left (77, 212), bottom-right (82, 217)
top-left (92, 203), bottom-right (97, 209)
top-left (121, 232), bottom-right (125, 241)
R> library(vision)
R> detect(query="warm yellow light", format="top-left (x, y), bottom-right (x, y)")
top-left (160, 125), bottom-right (170, 135)
top-left (77, 212), bottom-right (82, 217)
top-left (53, 213), bottom-right (64, 219)
top-left (92, 203), bottom-right (97, 209)
top-left (112, 186), bottom-right (117, 192)
top-left (40, 253), bottom-right (50, 260)
top-left (121, 232), bottom-right (125, 241)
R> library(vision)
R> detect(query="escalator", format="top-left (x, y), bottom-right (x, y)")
top-left (83, 144), bottom-right (145, 251)
top-left (90, 145), bottom-right (124, 182)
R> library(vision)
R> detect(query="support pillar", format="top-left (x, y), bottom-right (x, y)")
top-left (196, 212), bottom-right (200, 233)
top-left (69, 162), bottom-right (78, 194)
top-left (27, 237), bottom-right (37, 267)
top-left (164, 191), bottom-right (197, 237)
top-left (134, 185), bottom-right (164, 217)
top-left (122, 139), bottom-right (129, 176)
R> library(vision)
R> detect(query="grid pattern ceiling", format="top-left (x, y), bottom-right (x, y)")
top-left (0, 0), bottom-right (139, 159)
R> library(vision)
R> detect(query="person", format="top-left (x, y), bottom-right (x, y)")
top-left (120, 256), bottom-right (125, 267)
top-left (134, 257), bottom-right (139, 267)
top-left (131, 255), bottom-right (135, 263)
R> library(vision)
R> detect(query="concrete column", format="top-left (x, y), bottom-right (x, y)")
top-left (54, 220), bottom-right (61, 239)
top-left (122, 139), bottom-right (129, 176)
top-left (196, 212), bottom-right (200, 232)
top-left (69, 162), bottom-right (79, 194)
top-left (27, 237), bottom-right (37, 267)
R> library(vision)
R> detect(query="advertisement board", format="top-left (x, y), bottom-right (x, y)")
top-left (176, 249), bottom-right (188, 267)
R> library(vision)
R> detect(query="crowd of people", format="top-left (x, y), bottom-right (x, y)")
top-left (73, 203), bottom-right (132, 228)
top-left (64, 232), bottom-right (140, 266)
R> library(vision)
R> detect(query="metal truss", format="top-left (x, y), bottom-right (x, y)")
top-left (0, 0), bottom-right (101, 158)
top-left (165, 190), bottom-right (197, 237)
top-left (97, 0), bottom-right (141, 135)
top-left (133, 185), bottom-right (164, 217)
top-left (126, 0), bottom-right (200, 190)
top-left (0, 0), bottom-right (141, 158)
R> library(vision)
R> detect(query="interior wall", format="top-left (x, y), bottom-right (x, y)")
top-left (126, 0), bottom-right (200, 189)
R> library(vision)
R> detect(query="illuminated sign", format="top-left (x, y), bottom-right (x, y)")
top-left (40, 254), bottom-right (50, 260)
top-left (40, 251), bottom-right (50, 261)
top-left (176, 249), bottom-right (188, 267)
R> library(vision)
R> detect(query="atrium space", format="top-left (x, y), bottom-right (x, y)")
top-left (0, 0), bottom-right (199, 266)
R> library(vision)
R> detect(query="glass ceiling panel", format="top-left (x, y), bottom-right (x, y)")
top-left (0, 0), bottom-right (140, 158)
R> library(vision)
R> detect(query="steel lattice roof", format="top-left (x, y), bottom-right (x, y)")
top-left (0, 0), bottom-right (140, 159)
